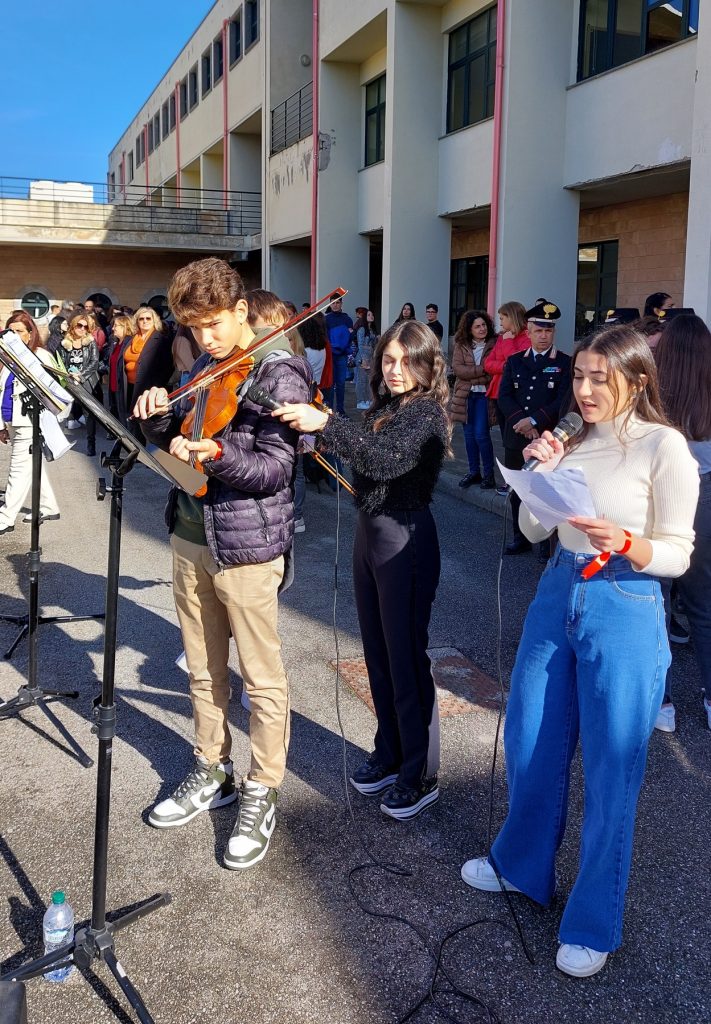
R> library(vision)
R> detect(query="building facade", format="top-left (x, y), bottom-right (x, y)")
top-left (99, 0), bottom-right (705, 348)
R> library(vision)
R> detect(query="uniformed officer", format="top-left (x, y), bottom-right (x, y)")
top-left (498, 299), bottom-right (571, 554)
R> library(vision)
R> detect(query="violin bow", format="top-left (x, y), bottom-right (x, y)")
top-left (302, 443), bottom-right (356, 497)
top-left (164, 286), bottom-right (348, 411)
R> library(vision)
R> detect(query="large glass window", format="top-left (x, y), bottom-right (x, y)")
top-left (152, 113), bottom-right (161, 149)
top-left (202, 50), bottom-right (212, 96)
top-left (169, 93), bottom-right (176, 132)
top-left (229, 10), bottom-right (242, 66)
top-left (576, 241), bottom-right (619, 335)
top-left (189, 65), bottom-right (199, 110)
top-left (449, 256), bottom-right (489, 333)
top-left (364, 74), bottom-right (386, 167)
top-left (161, 101), bottom-right (169, 140)
top-left (245, 0), bottom-right (259, 49)
top-left (214, 34), bottom-right (224, 82)
top-left (578, 0), bottom-right (698, 80)
top-left (446, 7), bottom-right (497, 134)
top-left (21, 291), bottom-right (49, 319)
top-left (180, 77), bottom-right (189, 120)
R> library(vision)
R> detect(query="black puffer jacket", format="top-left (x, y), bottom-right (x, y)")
top-left (142, 349), bottom-right (312, 567)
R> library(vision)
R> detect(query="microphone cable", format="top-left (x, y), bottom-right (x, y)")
top-left (327, 465), bottom-right (535, 1024)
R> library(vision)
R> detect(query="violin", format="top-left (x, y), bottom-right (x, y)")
top-left (176, 288), bottom-right (347, 495)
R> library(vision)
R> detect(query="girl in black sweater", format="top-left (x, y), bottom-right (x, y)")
top-left (274, 320), bottom-right (450, 819)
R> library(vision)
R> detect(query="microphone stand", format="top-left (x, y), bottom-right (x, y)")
top-left (2, 442), bottom-right (171, 1024)
top-left (0, 394), bottom-right (103, 731)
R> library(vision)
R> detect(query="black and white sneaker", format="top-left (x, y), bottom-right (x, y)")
top-left (669, 615), bottom-right (690, 644)
top-left (380, 776), bottom-right (439, 820)
top-left (148, 758), bottom-right (237, 829)
top-left (224, 779), bottom-right (277, 870)
top-left (349, 755), bottom-right (399, 796)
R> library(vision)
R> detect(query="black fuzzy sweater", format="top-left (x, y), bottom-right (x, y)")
top-left (320, 396), bottom-right (449, 516)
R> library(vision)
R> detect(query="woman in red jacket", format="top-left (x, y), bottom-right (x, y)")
top-left (484, 300), bottom-right (529, 439)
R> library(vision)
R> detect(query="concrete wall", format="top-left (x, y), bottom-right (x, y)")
top-left (683, 1), bottom-right (711, 319)
top-left (496, 0), bottom-right (579, 345)
top-left (267, 137), bottom-right (314, 244)
top-left (269, 244), bottom-right (311, 306)
top-left (564, 39), bottom-right (696, 187)
top-left (438, 119), bottom-right (493, 215)
top-left (383, 2), bottom-right (451, 331)
top-left (270, 0), bottom-right (312, 107)
top-left (358, 163), bottom-right (385, 234)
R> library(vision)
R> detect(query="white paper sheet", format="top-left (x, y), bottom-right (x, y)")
top-left (497, 459), bottom-right (597, 531)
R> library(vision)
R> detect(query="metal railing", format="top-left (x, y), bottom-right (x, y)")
top-left (0, 176), bottom-right (261, 237)
top-left (270, 81), bottom-right (313, 155)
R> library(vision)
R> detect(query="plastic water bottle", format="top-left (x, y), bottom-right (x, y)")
top-left (42, 891), bottom-right (74, 982)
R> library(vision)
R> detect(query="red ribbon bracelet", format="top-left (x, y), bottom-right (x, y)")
top-left (581, 530), bottom-right (633, 580)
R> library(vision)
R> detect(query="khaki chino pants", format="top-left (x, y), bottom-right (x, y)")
top-left (171, 534), bottom-right (290, 789)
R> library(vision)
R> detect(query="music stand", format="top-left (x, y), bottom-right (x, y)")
top-left (0, 333), bottom-right (103, 725)
top-left (3, 385), bottom-right (204, 1023)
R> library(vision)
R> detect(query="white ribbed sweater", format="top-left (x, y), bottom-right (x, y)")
top-left (519, 413), bottom-right (700, 578)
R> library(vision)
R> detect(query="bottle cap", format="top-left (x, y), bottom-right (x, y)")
top-left (51, 891), bottom-right (65, 905)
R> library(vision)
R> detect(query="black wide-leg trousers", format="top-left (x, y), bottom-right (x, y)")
top-left (352, 507), bottom-right (441, 788)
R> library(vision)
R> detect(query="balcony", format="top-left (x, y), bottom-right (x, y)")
top-left (270, 83), bottom-right (313, 155)
top-left (0, 176), bottom-right (262, 250)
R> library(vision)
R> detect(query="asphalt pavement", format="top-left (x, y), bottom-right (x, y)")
top-left (0, 393), bottom-right (708, 1024)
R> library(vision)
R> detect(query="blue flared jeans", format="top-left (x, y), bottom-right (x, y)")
top-left (462, 391), bottom-right (494, 477)
top-left (490, 546), bottom-right (669, 952)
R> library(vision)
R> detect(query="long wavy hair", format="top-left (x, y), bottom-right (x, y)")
top-left (367, 321), bottom-right (451, 445)
top-left (5, 310), bottom-right (41, 352)
top-left (655, 314), bottom-right (711, 442)
top-left (453, 309), bottom-right (497, 350)
top-left (566, 323), bottom-right (669, 454)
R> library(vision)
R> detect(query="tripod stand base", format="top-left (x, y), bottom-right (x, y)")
top-left (0, 612), bottom-right (105, 660)
top-left (0, 685), bottom-right (79, 719)
top-left (6, 893), bottom-right (171, 1024)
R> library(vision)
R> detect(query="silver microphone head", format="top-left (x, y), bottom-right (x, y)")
top-left (554, 412), bottom-right (584, 443)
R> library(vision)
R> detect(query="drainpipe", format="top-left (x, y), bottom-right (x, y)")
top-left (144, 122), bottom-right (150, 202)
top-left (222, 18), bottom-right (229, 209)
top-left (175, 83), bottom-right (182, 207)
top-left (487, 0), bottom-right (506, 317)
top-left (310, 0), bottom-right (320, 303)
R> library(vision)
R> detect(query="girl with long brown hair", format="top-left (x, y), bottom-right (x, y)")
top-left (655, 313), bottom-right (711, 730)
top-left (461, 324), bottom-right (699, 978)
top-left (0, 311), bottom-right (61, 533)
top-left (450, 309), bottom-right (497, 489)
top-left (274, 320), bottom-right (451, 820)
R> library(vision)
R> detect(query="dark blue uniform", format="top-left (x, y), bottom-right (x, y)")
top-left (498, 346), bottom-right (571, 546)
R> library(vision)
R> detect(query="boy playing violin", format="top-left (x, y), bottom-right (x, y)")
top-left (134, 258), bottom-right (311, 870)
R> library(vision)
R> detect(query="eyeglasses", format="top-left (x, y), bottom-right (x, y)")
top-left (138, 316), bottom-right (152, 322)
top-left (76, 323), bottom-right (88, 329)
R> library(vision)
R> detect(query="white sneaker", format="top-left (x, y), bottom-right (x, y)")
top-left (460, 856), bottom-right (520, 892)
top-left (65, 419), bottom-right (81, 430)
top-left (556, 943), bottom-right (608, 978)
top-left (654, 703), bottom-right (676, 733)
top-left (704, 697), bottom-right (711, 730)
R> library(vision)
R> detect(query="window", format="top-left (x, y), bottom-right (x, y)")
top-left (202, 50), bottom-right (212, 96)
top-left (20, 291), bottom-right (50, 318)
top-left (108, 171), bottom-right (116, 201)
top-left (135, 132), bottom-right (145, 167)
top-left (161, 101), bottom-right (169, 139)
top-left (169, 93), bottom-right (176, 132)
top-left (153, 113), bottom-right (161, 148)
top-left (449, 256), bottom-right (489, 332)
top-left (446, 7), bottom-right (497, 134)
top-left (180, 77), bottom-right (189, 119)
top-left (189, 65), bottom-right (199, 109)
top-left (214, 34), bottom-right (224, 82)
top-left (245, 0), bottom-right (259, 49)
top-left (576, 241), bottom-right (619, 335)
top-left (364, 74), bottom-right (386, 167)
top-left (147, 119), bottom-right (154, 155)
top-left (578, 0), bottom-right (698, 80)
top-left (128, 152), bottom-right (134, 182)
top-left (229, 10), bottom-right (242, 66)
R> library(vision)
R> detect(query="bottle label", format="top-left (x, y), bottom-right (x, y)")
top-left (45, 927), bottom-right (71, 946)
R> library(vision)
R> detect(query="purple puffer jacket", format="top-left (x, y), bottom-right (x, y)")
top-left (142, 349), bottom-right (312, 568)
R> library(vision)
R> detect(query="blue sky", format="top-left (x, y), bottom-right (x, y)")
top-left (1, 1), bottom-right (213, 185)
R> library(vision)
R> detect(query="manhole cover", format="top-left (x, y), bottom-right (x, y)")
top-left (332, 647), bottom-right (501, 717)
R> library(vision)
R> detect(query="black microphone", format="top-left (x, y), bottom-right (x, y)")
top-left (246, 384), bottom-right (280, 411)
top-left (522, 412), bottom-right (583, 471)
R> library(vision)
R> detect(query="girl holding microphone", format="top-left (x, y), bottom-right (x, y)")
top-left (461, 324), bottom-right (699, 977)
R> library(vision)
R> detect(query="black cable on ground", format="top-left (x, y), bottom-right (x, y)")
top-left (327, 477), bottom-right (536, 1023)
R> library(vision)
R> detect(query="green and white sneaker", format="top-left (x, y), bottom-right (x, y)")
top-left (148, 758), bottom-right (237, 829)
top-left (224, 779), bottom-right (277, 870)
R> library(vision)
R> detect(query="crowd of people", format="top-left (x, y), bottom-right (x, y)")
top-left (1, 266), bottom-right (709, 981)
